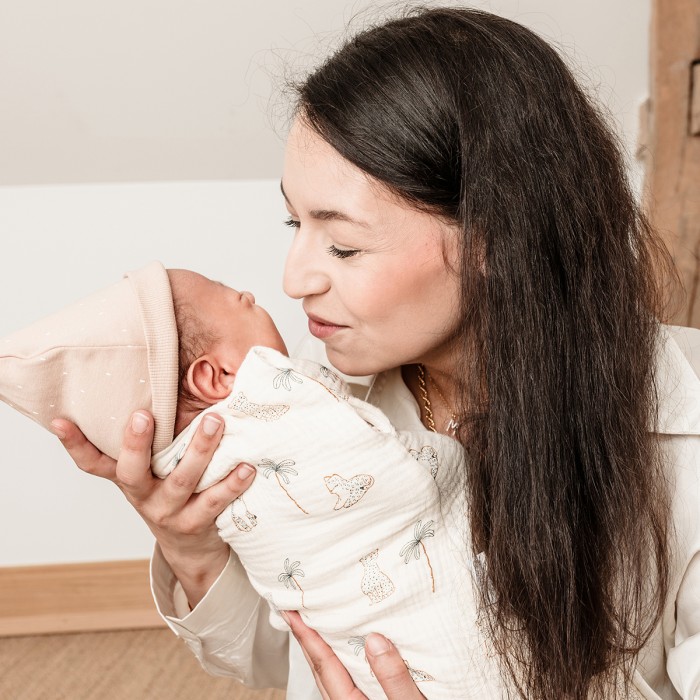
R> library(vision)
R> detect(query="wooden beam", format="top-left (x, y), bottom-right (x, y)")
top-left (691, 61), bottom-right (700, 136)
top-left (0, 560), bottom-right (165, 636)
top-left (643, 0), bottom-right (700, 326)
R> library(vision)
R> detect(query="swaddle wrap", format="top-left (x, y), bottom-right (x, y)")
top-left (153, 346), bottom-right (501, 699)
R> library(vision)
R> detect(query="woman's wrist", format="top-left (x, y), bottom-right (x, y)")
top-left (160, 541), bottom-right (230, 609)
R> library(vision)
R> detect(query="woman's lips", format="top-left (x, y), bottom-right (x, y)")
top-left (306, 313), bottom-right (347, 339)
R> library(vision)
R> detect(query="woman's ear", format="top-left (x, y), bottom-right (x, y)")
top-left (185, 355), bottom-right (236, 405)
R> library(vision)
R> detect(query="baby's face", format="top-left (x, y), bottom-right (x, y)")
top-left (170, 269), bottom-right (287, 366)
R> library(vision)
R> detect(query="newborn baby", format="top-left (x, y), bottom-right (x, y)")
top-left (1, 262), bottom-right (488, 700)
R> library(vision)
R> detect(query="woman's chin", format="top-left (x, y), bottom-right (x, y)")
top-left (325, 349), bottom-right (388, 379)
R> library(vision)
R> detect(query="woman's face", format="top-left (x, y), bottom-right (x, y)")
top-left (282, 118), bottom-right (462, 377)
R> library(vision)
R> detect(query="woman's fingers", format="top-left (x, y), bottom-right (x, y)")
top-left (110, 411), bottom-right (158, 502)
top-left (161, 414), bottom-right (225, 507)
top-left (56, 411), bottom-right (158, 503)
top-left (286, 612), bottom-right (425, 700)
top-left (284, 611), bottom-right (365, 699)
top-left (53, 408), bottom-right (239, 610)
top-left (186, 462), bottom-right (256, 526)
top-left (365, 634), bottom-right (425, 699)
top-left (56, 409), bottom-right (250, 531)
top-left (51, 418), bottom-right (118, 482)
top-left (297, 643), bottom-right (332, 700)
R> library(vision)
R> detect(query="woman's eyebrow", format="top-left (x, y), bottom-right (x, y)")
top-left (280, 180), bottom-right (370, 229)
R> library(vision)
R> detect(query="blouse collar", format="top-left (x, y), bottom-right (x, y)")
top-left (654, 325), bottom-right (700, 435)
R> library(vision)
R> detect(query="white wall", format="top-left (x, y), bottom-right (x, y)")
top-left (0, 0), bottom-right (651, 566)
top-left (0, 0), bottom-right (650, 185)
top-left (0, 181), bottom-right (306, 565)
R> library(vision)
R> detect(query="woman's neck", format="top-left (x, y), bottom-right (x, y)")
top-left (401, 363), bottom-right (460, 437)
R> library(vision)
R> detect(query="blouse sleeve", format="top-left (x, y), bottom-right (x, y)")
top-left (662, 328), bottom-right (700, 698)
top-left (667, 550), bottom-right (700, 698)
top-left (665, 449), bottom-right (700, 699)
top-left (150, 544), bottom-right (289, 689)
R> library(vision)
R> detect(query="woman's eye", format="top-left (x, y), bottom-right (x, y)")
top-left (284, 217), bottom-right (300, 228)
top-left (327, 245), bottom-right (361, 259)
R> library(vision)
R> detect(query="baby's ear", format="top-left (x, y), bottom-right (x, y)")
top-left (186, 355), bottom-right (235, 405)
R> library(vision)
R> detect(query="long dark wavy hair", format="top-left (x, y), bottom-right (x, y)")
top-left (295, 7), bottom-right (673, 699)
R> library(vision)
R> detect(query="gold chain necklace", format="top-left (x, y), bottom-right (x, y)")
top-left (416, 363), bottom-right (436, 432)
top-left (416, 364), bottom-right (459, 435)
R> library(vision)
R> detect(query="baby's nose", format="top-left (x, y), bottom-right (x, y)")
top-left (241, 291), bottom-right (256, 304)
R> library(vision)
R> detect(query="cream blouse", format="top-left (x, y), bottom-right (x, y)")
top-left (151, 326), bottom-right (700, 699)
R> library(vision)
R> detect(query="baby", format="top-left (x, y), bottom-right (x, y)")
top-left (1, 262), bottom-right (486, 700)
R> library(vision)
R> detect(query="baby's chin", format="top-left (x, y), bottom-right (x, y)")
top-left (244, 340), bottom-right (288, 359)
top-left (265, 339), bottom-right (289, 356)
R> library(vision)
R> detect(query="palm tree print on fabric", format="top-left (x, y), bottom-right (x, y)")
top-left (278, 558), bottom-right (306, 608)
top-left (273, 368), bottom-right (303, 391)
top-left (399, 520), bottom-right (436, 592)
top-left (260, 458), bottom-right (309, 514)
top-left (348, 636), bottom-right (374, 676)
top-left (348, 635), bottom-right (377, 677)
top-left (349, 635), bottom-right (432, 682)
top-left (348, 635), bottom-right (367, 659)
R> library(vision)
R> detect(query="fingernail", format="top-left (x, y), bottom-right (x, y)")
top-left (365, 633), bottom-right (391, 656)
top-left (131, 412), bottom-right (150, 434)
top-left (203, 415), bottom-right (222, 436)
top-left (50, 421), bottom-right (66, 440)
top-left (236, 464), bottom-right (254, 479)
top-left (279, 610), bottom-right (290, 627)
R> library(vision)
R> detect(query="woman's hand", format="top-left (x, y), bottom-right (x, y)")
top-left (283, 610), bottom-right (425, 700)
top-left (50, 410), bottom-right (255, 607)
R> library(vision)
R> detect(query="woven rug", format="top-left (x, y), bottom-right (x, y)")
top-left (0, 628), bottom-right (285, 700)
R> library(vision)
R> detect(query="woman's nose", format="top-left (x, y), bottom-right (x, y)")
top-left (283, 233), bottom-right (330, 300)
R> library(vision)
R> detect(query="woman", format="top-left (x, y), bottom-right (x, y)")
top-left (52, 7), bottom-right (700, 700)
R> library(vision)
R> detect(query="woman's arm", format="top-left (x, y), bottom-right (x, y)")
top-left (152, 544), bottom-right (290, 687)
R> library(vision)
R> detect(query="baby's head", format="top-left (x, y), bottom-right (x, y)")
top-left (167, 269), bottom-right (287, 434)
top-left (0, 262), bottom-right (286, 460)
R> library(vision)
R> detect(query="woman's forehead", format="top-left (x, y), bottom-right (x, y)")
top-left (282, 118), bottom-right (459, 246)
top-left (284, 120), bottom-right (377, 190)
